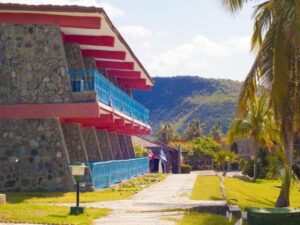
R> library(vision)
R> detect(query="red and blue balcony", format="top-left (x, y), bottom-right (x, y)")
top-left (69, 70), bottom-right (149, 125)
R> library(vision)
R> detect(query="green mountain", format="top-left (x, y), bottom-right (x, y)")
top-left (133, 76), bottom-right (241, 134)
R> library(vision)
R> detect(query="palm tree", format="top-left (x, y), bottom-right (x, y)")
top-left (227, 95), bottom-right (281, 179)
top-left (222, 0), bottom-right (300, 207)
top-left (213, 149), bottom-right (238, 176)
top-left (209, 124), bottom-right (223, 143)
top-left (156, 123), bottom-right (180, 144)
top-left (183, 119), bottom-right (203, 140)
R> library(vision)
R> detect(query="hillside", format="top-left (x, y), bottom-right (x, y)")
top-left (133, 76), bottom-right (242, 134)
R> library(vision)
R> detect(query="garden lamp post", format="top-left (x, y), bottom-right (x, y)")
top-left (69, 163), bottom-right (86, 215)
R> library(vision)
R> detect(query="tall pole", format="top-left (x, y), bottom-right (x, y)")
top-left (76, 180), bottom-right (79, 207)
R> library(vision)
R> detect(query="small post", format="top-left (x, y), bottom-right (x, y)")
top-left (69, 163), bottom-right (86, 215)
top-left (76, 180), bottom-right (80, 207)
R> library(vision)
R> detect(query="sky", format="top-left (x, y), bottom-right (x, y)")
top-left (0, 0), bottom-right (257, 81)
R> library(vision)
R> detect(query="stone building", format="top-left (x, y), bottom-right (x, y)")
top-left (0, 3), bottom-right (153, 191)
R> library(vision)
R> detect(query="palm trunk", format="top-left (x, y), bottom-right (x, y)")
top-left (275, 124), bottom-right (293, 207)
top-left (222, 163), bottom-right (226, 176)
top-left (275, 166), bottom-right (291, 207)
top-left (250, 137), bottom-right (258, 180)
top-left (284, 129), bottom-right (294, 168)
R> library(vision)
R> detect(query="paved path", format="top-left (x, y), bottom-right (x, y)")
top-left (87, 172), bottom-right (227, 225)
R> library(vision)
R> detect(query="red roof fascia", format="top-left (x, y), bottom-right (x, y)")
top-left (81, 49), bottom-right (126, 60)
top-left (107, 70), bottom-right (141, 78)
top-left (63, 34), bottom-right (114, 47)
top-left (0, 12), bottom-right (101, 29)
top-left (96, 60), bottom-right (134, 70)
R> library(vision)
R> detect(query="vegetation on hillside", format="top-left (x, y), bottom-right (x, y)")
top-left (133, 76), bottom-right (241, 134)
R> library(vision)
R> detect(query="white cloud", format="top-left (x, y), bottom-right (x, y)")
top-left (226, 36), bottom-right (251, 51)
top-left (147, 35), bottom-right (250, 76)
top-left (0, 0), bottom-right (124, 18)
top-left (119, 25), bottom-right (152, 38)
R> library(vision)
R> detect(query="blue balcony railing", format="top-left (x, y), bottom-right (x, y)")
top-left (87, 157), bottom-right (149, 189)
top-left (69, 70), bottom-right (149, 124)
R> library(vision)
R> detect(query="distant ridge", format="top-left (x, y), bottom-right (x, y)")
top-left (133, 76), bottom-right (241, 134)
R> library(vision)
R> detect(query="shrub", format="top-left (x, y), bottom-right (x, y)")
top-left (239, 159), bottom-right (254, 177)
top-left (239, 150), bottom-right (284, 179)
top-left (133, 145), bottom-right (147, 158)
top-left (181, 164), bottom-right (192, 174)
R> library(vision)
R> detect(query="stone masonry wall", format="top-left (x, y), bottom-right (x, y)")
top-left (0, 119), bottom-right (74, 191)
top-left (81, 127), bottom-right (102, 162)
top-left (83, 58), bottom-right (97, 70)
top-left (127, 136), bottom-right (136, 158)
top-left (0, 24), bottom-right (73, 104)
top-left (64, 43), bottom-right (85, 70)
top-left (96, 130), bottom-right (113, 161)
top-left (117, 134), bottom-right (129, 159)
top-left (108, 132), bottom-right (122, 160)
top-left (62, 123), bottom-right (89, 163)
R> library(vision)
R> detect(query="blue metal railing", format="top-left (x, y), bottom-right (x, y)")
top-left (69, 70), bottom-right (149, 124)
top-left (88, 157), bottom-right (149, 189)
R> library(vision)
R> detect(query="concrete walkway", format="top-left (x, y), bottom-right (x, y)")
top-left (86, 172), bottom-right (227, 225)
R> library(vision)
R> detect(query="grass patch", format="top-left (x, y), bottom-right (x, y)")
top-left (178, 212), bottom-right (235, 225)
top-left (225, 178), bottom-right (300, 210)
top-left (161, 217), bottom-right (180, 222)
top-left (0, 174), bottom-right (166, 225)
top-left (191, 176), bottom-right (222, 200)
top-left (0, 204), bottom-right (110, 225)
top-left (5, 173), bottom-right (166, 204)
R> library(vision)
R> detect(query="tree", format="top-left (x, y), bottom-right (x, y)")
top-left (213, 150), bottom-right (238, 175)
top-left (183, 119), bottom-right (203, 140)
top-left (192, 137), bottom-right (221, 157)
top-left (209, 124), bottom-right (223, 143)
top-left (222, 0), bottom-right (300, 206)
top-left (156, 123), bottom-right (180, 144)
top-left (227, 95), bottom-right (281, 180)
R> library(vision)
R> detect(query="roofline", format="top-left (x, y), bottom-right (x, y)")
top-left (137, 136), bottom-right (179, 152)
top-left (0, 3), bottom-right (154, 86)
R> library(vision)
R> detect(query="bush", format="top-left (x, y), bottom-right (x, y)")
top-left (181, 164), bottom-right (192, 174)
top-left (239, 159), bottom-right (254, 177)
top-left (239, 150), bottom-right (284, 179)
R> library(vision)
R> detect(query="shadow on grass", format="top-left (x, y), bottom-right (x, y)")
top-left (4, 191), bottom-right (68, 204)
top-left (211, 196), bottom-right (223, 201)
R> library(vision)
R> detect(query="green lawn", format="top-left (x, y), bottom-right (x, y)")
top-left (191, 176), bottom-right (223, 200)
top-left (5, 173), bottom-right (166, 204)
top-left (178, 212), bottom-right (236, 225)
top-left (0, 204), bottom-right (110, 225)
top-left (0, 174), bottom-right (166, 225)
top-left (225, 177), bottom-right (300, 210)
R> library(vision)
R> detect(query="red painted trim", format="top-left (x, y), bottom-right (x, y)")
top-left (63, 34), bottom-right (114, 47)
top-left (107, 70), bottom-right (141, 78)
top-left (96, 60), bottom-right (134, 70)
top-left (0, 103), bottom-right (100, 120)
top-left (117, 78), bottom-right (152, 90)
top-left (124, 84), bottom-right (152, 91)
top-left (81, 49), bottom-right (126, 60)
top-left (115, 118), bottom-right (125, 126)
top-left (0, 13), bottom-right (101, 29)
top-left (117, 78), bottom-right (146, 85)
top-left (62, 114), bottom-right (114, 124)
